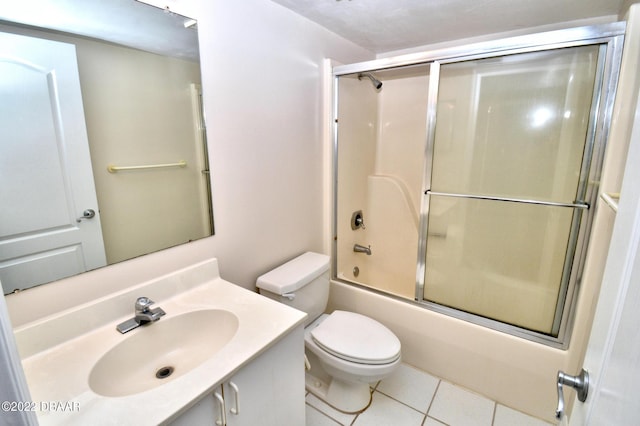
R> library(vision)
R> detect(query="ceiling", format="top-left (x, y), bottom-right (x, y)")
top-left (270, 0), bottom-right (629, 53)
top-left (0, 0), bottom-right (199, 60)
top-left (0, 1), bottom-right (632, 61)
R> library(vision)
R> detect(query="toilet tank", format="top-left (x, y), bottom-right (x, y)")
top-left (256, 252), bottom-right (330, 326)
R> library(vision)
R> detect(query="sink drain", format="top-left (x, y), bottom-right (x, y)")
top-left (155, 366), bottom-right (175, 379)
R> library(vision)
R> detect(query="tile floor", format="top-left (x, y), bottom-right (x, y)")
top-left (305, 363), bottom-right (553, 426)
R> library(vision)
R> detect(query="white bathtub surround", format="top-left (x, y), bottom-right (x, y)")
top-left (12, 259), bottom-right (306, 425)
top-left (328, 279), bottom-right (567, 422)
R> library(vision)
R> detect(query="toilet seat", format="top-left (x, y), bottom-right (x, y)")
top-left (310, 311), bottom-right (401, 365)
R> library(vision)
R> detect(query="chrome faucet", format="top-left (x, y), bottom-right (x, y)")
top-left (116, 296), bottom-right (166, 334)
top-left (353, 244), bottom-right (372, 255)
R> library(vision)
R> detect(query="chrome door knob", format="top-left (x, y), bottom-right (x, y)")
top-left (556, 368), bottom-right (589, 419)
top-left (76, 209), bottom-right (96, 222)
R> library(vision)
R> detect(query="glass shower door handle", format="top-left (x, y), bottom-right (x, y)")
top-left (555, 368), bottom-right (589, 419)
top-left (425, 190), bottom-right (589, 210)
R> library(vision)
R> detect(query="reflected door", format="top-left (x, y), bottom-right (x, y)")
top-left (423, 45), bottom-right (602, 335)
top-left (0, 32), bottom-right (106, 293)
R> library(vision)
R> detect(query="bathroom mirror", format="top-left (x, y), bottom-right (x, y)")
top-left (0, 0), bottom-right (213, 294)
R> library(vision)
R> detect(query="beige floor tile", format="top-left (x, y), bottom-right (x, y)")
top-left (377, 363), bottom-right (440, 413)
top-left (306, 404), bottom-right (342, 426)
top-left (353, 392), bottom-right (425, 426)
top-left (428, 381), bottom-right (494, 426)
top-left (306, 393), bottom-right (358, 425)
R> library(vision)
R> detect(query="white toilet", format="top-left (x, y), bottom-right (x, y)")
top-left (256, 252), bottom-right (401, 413)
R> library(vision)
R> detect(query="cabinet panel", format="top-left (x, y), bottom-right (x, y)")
top-left (225, 326), bottom-right (305, 426)
top-left (169, 385), bottom-right (221, 426)
top-left (169, 325), bottom-right (304, 426)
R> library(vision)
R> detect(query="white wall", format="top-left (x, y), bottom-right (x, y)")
top-left (194, 0), bottom-right (374, 286)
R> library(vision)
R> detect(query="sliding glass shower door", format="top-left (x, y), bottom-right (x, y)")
top-left (421, 45), bottom-right (603, 336)
top-left (333, 24), bottom-right (624, 346)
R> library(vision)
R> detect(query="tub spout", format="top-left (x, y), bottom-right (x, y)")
top-left (353, 244), bottom-right (372, 255)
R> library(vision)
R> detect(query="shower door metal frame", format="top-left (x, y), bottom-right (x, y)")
top-left (332, 22), bottom-right (625, 348)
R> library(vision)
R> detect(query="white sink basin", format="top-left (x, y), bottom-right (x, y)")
top-left (89, 309), bottom-right (239, 397)
top-left (14, 259), bottom-right (308, 424)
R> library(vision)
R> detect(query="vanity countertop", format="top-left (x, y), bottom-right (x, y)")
top-left (12, 258), bottom-right (307, 425)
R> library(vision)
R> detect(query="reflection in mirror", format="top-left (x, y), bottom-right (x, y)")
top-left (0, 0), bottom-right (213, 295)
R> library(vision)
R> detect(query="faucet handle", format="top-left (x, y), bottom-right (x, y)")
top-left (135, 297), bottom-right (154, 312)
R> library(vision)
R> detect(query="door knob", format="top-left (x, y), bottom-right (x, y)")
top-left (556, 368), bottom-right (589, 419)
top-left (76, 209), bottom-right (96, 222)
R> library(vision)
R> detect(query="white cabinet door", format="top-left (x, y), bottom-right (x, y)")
top-left (0, 31), bottom-right (106, 293)
top-left (169, 386), bottom-right (222, 426)
top-left (170, 325), bottom-right (305, 426)
top-left (225, 326), bottom-right (305, 426)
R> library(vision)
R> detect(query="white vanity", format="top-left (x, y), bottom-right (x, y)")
top-left (11, 259), bottom-right (307, 425)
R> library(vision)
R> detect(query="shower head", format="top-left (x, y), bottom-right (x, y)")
top-left (358, 72), bottom-right (382, 90)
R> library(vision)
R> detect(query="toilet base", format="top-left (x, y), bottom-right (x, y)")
top-left (305, 372), bottom-right (372, 414)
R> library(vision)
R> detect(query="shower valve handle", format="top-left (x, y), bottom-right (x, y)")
top-left (555, 369), bottom-right (589, 419)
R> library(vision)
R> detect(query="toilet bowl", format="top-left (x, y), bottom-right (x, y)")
top-left (304, 312), bottom-right (401, 412)
top-left (256, 252), bottom-right (402, 413)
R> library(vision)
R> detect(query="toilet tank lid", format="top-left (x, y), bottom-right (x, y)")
top-left (256, 252), bottom-right (330, 295)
